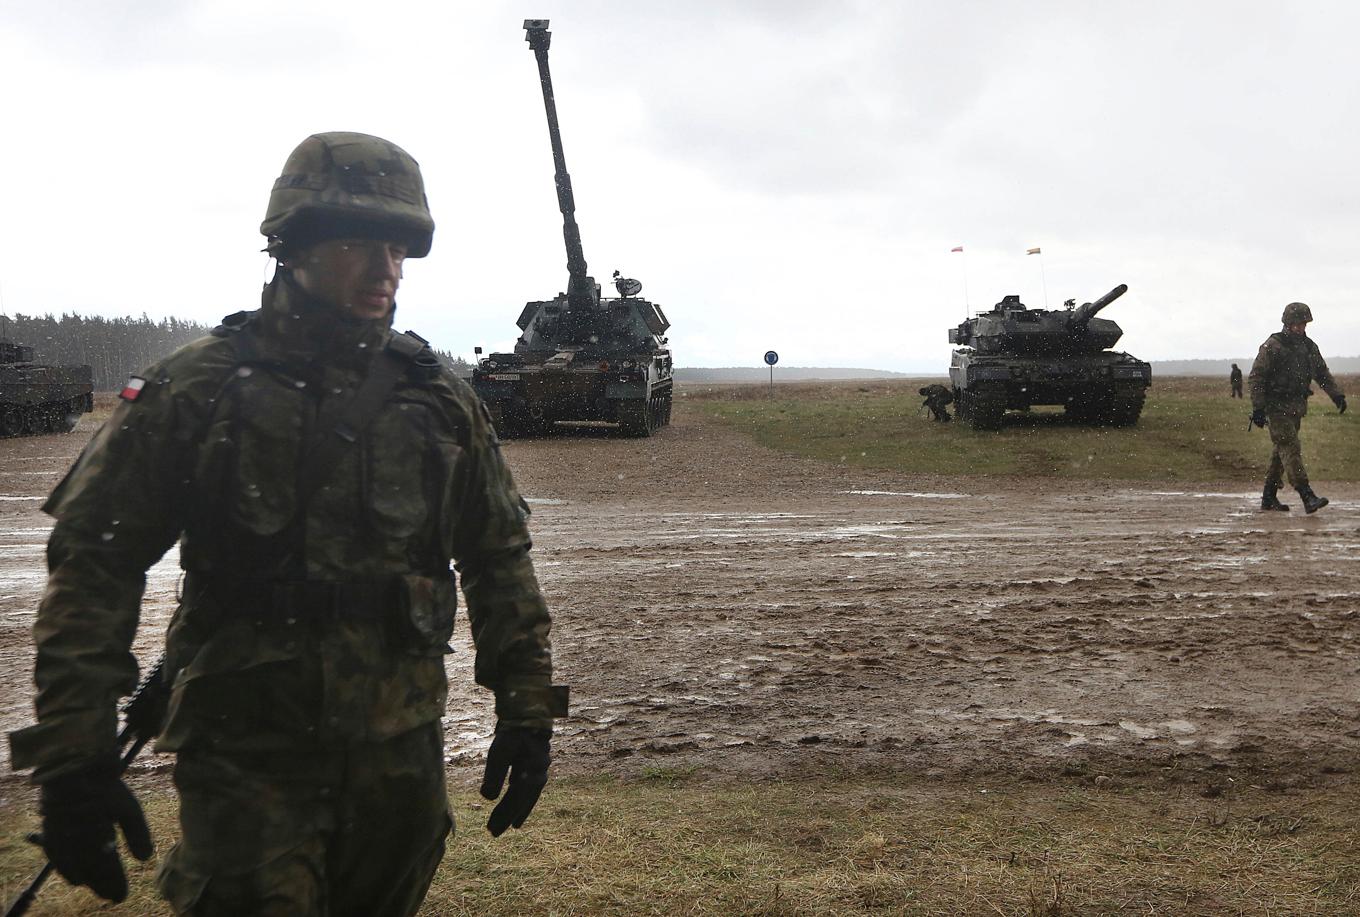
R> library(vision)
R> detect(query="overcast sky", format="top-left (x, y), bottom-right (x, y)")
top-left (1, 1), bottom-right (1356, 371)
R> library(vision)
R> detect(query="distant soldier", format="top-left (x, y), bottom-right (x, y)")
top-left (1248, 302), bottom-right (1346, 513)
top-left (919, 383), bottom-right (954, 422)
top-left (1229, 363), bottom-right (1243, 398)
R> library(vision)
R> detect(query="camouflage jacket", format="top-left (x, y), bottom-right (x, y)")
top-left (11, 277), bottom-right (563, 780)
top-left (919, 384), bottom-right (953, 405)
top-left (1248, 330), bottom-right (1343, 416)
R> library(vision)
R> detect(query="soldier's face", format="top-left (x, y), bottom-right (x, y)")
top-left (1286, 321), bottom-right (1309, 336)
top-left (290, 238), bottom-right (408, 320)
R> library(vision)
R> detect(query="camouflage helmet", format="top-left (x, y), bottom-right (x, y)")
top-left (1281, 302), bottom-right (1312, 324)
top-left (261, 132), bottom-right (434, 258)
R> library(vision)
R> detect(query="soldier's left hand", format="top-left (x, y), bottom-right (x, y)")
top-left (480, 725), bottom-right (551, 837)
top-left (1334, 394), bottom-right (1347, 414)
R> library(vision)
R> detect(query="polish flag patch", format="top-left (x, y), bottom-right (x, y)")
top-left (119, 376), bottom-right (147, 401)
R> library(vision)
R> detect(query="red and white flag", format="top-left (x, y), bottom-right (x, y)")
top-left (119, 376), bottom-right (147, 401)
top-left (950, 245), bottom-right (963, 253)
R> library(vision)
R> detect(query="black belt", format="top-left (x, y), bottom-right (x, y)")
top-left (189, 575), bottom-right (398, 618)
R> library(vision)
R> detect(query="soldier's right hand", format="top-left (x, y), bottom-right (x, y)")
top-left (1250, 408), bottom-right (1267, 428)
top-left (1334, 393), bottom-right (1347, 414)
top-left (38, 758), bottom-right (153, 903)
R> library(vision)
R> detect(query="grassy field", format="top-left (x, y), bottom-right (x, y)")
top-left (3, 772), bottom-right (1356, 916)
top-left (689, 375), bottom-right (1359, 483)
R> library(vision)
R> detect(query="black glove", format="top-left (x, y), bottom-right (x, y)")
top-left (1250, 408), bottom-right (1267, 428)
top-left (479, 725), bottom-right (551, 837)
top-left (1334, 394), bottom-right (1347, 414)
top-left (39, 760), bottom-right (153, 903)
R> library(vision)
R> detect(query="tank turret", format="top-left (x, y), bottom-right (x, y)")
top-left (471, 20), bottom-right (674, 437)
top-left (947, 283), bottom-right (1151, 429)
top-left (949, 284), bottom-right (1131, 357)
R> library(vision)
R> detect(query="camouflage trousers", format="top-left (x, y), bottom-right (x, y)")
top-left (156, 723), bottom-right (450, 916)
top-left (1264, 411), bottom-right (1308, 490)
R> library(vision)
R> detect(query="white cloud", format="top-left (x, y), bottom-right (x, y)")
top-left (1, 0), bottom-right (1356, 371)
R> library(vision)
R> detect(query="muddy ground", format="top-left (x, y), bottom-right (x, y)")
top-left (0, 392), bottom-right (1356, 790)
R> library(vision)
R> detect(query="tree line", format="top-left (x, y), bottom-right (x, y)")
top-left (1, 312), bottom-right (471, 390)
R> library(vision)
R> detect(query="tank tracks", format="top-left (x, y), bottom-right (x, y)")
top-left (489, 390), bottom-right (673, 439)
top-left (954, 390), bottom-right (1006, 431)
top-left (956, 388), bottom-right (1145, 431)
top-left (1063, 390), bottom-right (1145, 427)
top-left (0, 397), bottom-right (88, 437)
top-left (616, 390), bottom-right (673, 438)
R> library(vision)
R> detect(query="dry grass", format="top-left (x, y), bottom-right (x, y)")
top-left (3, 772), bottom-right (1356, 915)
top-left (687, 375), bottom-right (1359, 483)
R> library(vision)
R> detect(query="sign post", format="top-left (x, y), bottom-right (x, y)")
top-left (763, 350), bottom-right (779, 397)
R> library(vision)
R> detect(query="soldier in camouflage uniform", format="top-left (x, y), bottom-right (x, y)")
top-left (9, 132), bottom-right (567, 915)
top-left (1248, 301), bottom-right (1346, 513)
top-left (1229, 363), bottom-right (1243, 398)
top-left (919, 383), bottom-right (954, 422)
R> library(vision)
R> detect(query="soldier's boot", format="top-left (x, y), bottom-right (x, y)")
top-left (1260, 483), bottom-right (1290, 512)
top-left (1297, 486), bottom-right (1329, 514)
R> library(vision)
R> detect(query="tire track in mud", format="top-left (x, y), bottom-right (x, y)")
top-left (497, 413), bottom-right (1360, 780)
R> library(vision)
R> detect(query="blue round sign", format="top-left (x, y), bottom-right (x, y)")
top-left (764, 350), bottom-right (779, 366)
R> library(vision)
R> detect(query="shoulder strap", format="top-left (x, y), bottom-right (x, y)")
top-left (212, 310), bottom-right (265, 365)
top-left (297, 330), bottom-right (430, 506)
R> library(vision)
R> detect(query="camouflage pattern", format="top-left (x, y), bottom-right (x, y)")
top-left (1229, 364), bottom-right (1243, 398)
top-left (1263, 411), bottom-right (1308, 490)
top-left (1248, 330), bottom-right (1342, 417)
top-left (11, 274), bottom-right (559, 778)
top-left (1248, 327), bottom-right (1345, 493)
top-left (1281, 301), bottom-right (1313, 325)
top-left (10, 273), bottom-right (563, 913)
top-left (918, 383), bottom-right (953, 422)
top-left (156, 723), bottom-right (449, 915)
top-left (260, 133), bottom-right (435, 258)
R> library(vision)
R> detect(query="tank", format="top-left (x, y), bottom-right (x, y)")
top-left (0, 338), bottom-right (94, 437)
top-left (947, 283), bottom-right (1151, 430)
top-left (471, 19), bottom-right (673, 438)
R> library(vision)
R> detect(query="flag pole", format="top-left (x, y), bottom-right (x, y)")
top-left (1026, 246), bottom-right (1047, 308)
top-left (963, 250), bottom-right (970, 317)
top-left (951, 246), bottom-right (967, 319)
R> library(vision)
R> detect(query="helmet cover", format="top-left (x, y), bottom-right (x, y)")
top-left (261, 132), bottom-right (434, 257)
top-left (1281, 302), bottom-right (1313, 324)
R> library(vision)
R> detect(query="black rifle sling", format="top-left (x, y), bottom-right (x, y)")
top-left (298, 330), bottom-right (428, 507)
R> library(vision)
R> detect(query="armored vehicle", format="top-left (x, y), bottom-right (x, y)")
top-left (0, 338), bottom-right (94, 436)
top-left (471, 19), bottom-right (673, 437)
top-left (948, 283), bottom-right (1151, 430)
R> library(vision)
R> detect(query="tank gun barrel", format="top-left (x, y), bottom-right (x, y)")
top-left (524, 20), bottom-right (598, 311)
top-left (1069, 283), bottom-right (1128, 328)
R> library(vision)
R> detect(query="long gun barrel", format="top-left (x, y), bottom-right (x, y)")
top-left (1068, 283), bottom-right (1128, 328)
top-left (5, 659), bottom-right (168, 917)
top-left (524, 19), bottom-right (599, 312)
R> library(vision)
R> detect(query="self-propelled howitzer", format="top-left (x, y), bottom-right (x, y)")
top-left (471, 19), bottom-right (674, 437)
top-left (947, 283), bottom-right (1151, 429)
